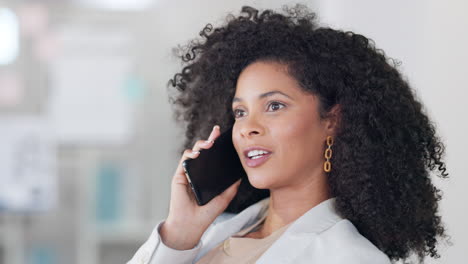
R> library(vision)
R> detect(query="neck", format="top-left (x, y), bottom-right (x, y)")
top-left (260, 170), bottom-right (331, 236)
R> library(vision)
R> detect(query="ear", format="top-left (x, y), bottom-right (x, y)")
top-left (324, 104), bottom-right (341, 136)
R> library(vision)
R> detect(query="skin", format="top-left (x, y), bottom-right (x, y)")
top-left (231, 61), bottom-right (339, 238)
top-left (160, 60), bottom-right (339, 250)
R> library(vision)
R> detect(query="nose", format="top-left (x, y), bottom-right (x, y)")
top-left (238, 115), bottom-right (265, 138)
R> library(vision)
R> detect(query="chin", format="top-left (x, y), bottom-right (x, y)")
top-left (246, 172), bottom-right (274, 190)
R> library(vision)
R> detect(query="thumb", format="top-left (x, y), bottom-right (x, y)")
top-left (212, 178), bottom-right (242, 207)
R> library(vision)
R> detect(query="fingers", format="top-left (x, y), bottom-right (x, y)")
top-left (178, 124), bottom-right (221, 169)
top-left (207, 125), bottom-right (221, 142)
top-left (192, 125), bottom-right (220, 153)
top-left (173, 167), bottom-right (189, 185)
top-left (174, 125), bottom-right (221, 185)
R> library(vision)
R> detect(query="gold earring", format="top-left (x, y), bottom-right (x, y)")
top-left (324, 136), bottom-right (333, 172)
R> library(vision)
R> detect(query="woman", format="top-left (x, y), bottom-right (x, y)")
top-left (128, 4), bottom-right (449, 264)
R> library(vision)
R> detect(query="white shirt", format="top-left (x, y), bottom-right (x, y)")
top-left (127, 197), bottom-right (392, 264)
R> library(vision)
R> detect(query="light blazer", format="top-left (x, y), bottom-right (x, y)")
top-left (127, 197), bottom-right (392, 264)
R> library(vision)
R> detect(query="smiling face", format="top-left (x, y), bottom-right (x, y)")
top-left (232, 60), bottom-right (336, 190)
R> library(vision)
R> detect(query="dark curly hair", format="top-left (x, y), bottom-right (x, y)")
top-left (166, 4), bottom-right (449, 263)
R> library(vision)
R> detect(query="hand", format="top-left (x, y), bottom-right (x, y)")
top-left (160, 125), bottom-right (242, 250)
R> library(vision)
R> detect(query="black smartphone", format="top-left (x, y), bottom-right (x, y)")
top-left (182, 126), bottom-right (246, 206)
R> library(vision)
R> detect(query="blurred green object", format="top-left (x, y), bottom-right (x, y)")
top-left (96, 161), bottom-right (122, 222)
top-left (29, 246), bottom-right (55, 264)
top-left (123, 75), bottom-right (146, 102)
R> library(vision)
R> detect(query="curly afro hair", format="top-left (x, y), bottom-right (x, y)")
top-left (166, 4), bottom-right (449, 263)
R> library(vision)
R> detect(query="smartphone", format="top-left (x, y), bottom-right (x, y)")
top-left (182, 126), bottom-right (246, 206)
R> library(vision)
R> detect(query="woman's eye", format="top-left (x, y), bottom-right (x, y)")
top-left (232, 102), bottom-right (285, 119)
top-left (232, 109), bottom-right (245, 118)
top-left (268, 101), bottom-right (285, 111)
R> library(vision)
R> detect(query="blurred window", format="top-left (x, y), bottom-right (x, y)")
top-left (75, 0), bottom-right (155, 10)
top-left (0, 7), bottom-right (19, 65)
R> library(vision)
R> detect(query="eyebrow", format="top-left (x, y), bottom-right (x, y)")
top-left (232, 90), bottom-right (293, 103)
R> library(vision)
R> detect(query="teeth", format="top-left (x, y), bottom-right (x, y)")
top-left (247, 150), bottom-right (270, 158)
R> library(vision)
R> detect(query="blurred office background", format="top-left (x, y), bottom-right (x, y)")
top-left (0, 0), bottom-right (466, 263)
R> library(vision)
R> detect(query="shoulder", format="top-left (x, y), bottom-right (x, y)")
top-left (317, 219), bottom-right (391, 264)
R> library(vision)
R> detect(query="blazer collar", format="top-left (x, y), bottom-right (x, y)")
top-left (216, 196), bottom-right (343, 235)
top-left (257, 197), bottom-right (344, 264)
top-left (197, 197), bottom-right (343, 263)
top-left (283, 197), bottom-right (343, 234)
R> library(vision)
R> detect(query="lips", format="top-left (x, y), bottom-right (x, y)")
top-left (243, 146), bottom-right (273, 168)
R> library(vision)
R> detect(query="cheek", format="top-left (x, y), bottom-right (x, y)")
top-left (275, 126), bottom-right (306, 156)
top-left (274, 114), bottom-right (323, 158)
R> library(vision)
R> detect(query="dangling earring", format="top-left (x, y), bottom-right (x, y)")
top-left (324, 136), bottom-right (333, 172)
